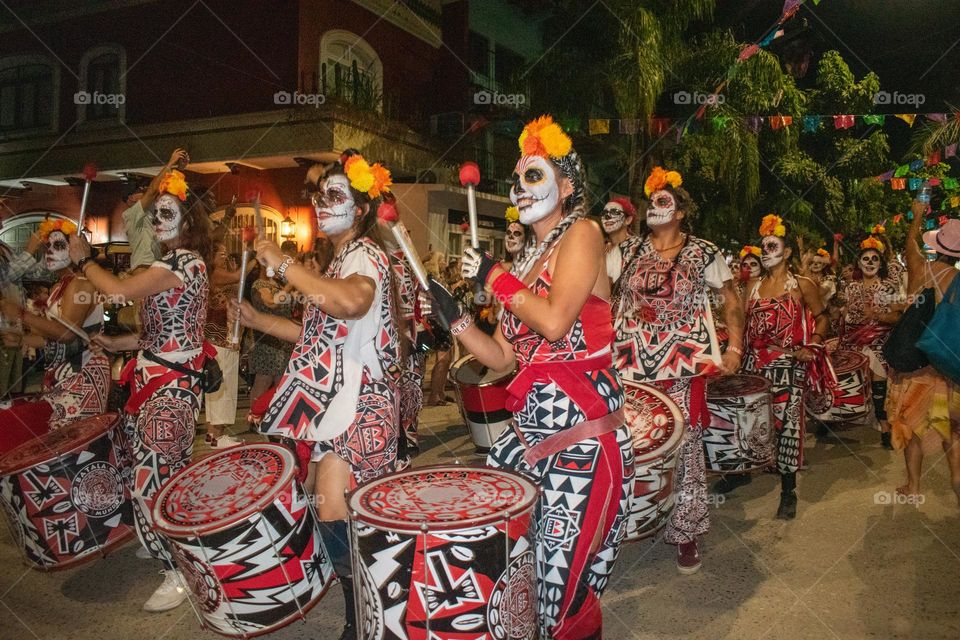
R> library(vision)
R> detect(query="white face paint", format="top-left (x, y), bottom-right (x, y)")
top-left (152, 194), bottom-right (184, 242)
top-left (760, 236), bottom-right (785, 268)
top-left (504, 223), bottom-right (525, 256)
top-left (45, 230), bottom-right (71, 272)
top-left (809, 255), bottom-right (828, 274)
top-left (312, 174), bottom-right (357, 235)
top-left (646, 189), bottom-right (677, 227)
top-left (859, 250), bottom-right (881, 278)
top-left (601, 202), bottom-right (626, 233)
top-left (742, 256), bottom-right (762, 278)
top-left (510, 155), bottom-right (560, 225)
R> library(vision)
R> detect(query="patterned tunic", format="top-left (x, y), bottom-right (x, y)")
top-left (390, 249), bottom-right (424, 455)
top-left (839, 278), bottom-right (897, 378)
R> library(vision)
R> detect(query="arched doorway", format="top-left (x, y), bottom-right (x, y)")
top-left (0, 211), bottom-right (70, 251)
top-left (210, 203), bottom-right (285, 255)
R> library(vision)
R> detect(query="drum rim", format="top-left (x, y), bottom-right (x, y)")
top-left (152, 443), bottom-right (297, 537)
top-left (830, 349), bottom-right (869, 374)
top-left (347, 463), bottom-right (539, 533)
top-left (0, 412), bottom-right (120, 476)
top-left (623, 381), bottom-right (687, 463)
top-left (706, 373), bottom-right (771, 398)
top-left (449, 354), bottom-right (516, 387)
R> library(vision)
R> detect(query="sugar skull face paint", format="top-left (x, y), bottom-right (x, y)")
top-left (45, 230), bottom-right (71, 271)
top-left (504, 222), bottom-right (525, 256)
top-left (312, 174), bottom-right (357, 235)
top-left (761, 236), bottom-right (785, 268)
top-left (646, 189), bottom-right (676, 227)
top-left (809, 255), bottom-right (829, 274)
top-left (601, 202), bottom-right (626, 233)
top-left (152, 194), bottom-right (183, 242)
top-left (859, 250), bottom-right (882, 277)
top-left (510, 155), bottom-right (560, 225)
top-left (742, 255), bottom-right (762, 278)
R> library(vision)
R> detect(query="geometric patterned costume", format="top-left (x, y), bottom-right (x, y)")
top-left (487, 265), bottom-right (634, 640)
top-left (390, 249), bottom-right (424, 454)
top-left (839, 278), bottom-right (896, 378)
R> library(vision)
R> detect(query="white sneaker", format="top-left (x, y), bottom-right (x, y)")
top-left (135, 546), bottom-right (152, 559)
top-left (143, 569), bottom-right (188, 612)
top-left (212, 434), bottom-right (242, 448)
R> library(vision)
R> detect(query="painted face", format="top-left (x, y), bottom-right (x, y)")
top-left (646, 189), bottom-right (677, 227)
top-left (510, 155), bottom-right (560, 225)
top-left (45, 230), bottom-right (71, 271)
top-left (809, 255), bottom-right (829, 274)
top-left (504, 222), bottom-right (525, 256)
top-left (312, 174), bottom-right (357, 235)
top-left (859, 250), bottom-right (882, 277)
top-left (760, 236), bottom-right (785, 268)
top-left (152, 194), bottom-right (183, 242)
top-left (601, 202), bottom-right (626, 233)
top-left (742, 255), bottom-right (762, 278)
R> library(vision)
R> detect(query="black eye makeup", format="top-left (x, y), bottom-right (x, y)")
top-left (523, 167), bottom-right (544, 184)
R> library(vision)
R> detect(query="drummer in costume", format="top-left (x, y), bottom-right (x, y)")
top-left (614, 167), bottom-right (745, 574)
top-left (602, 196), bottom-right (642, 287)
top-left (503, 205), bottom-right (526, 273)
top-left (837, 236), bottom-right (901, 449)
top-left (430, 115), bottom-right (634, 640)
top-left (737, 245), bottom-right (763, 297)
top-left (67, 168), bottom-right (214, 611)
top-left (742, 215), bottom-right (831, 519)
top-left (0, 219), bottom-right (109, 452)
top-left (803, 247), bottom-right (838, 310)
top-left (233, 150), bottom-right (399, 640)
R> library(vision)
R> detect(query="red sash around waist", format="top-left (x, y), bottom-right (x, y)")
top-left (505, 353), bottom-right (613, 416)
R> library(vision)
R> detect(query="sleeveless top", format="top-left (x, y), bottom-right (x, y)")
top-left (43, 273), bottom-right (104, 374)
top-left (138, 249), bottom-right (208, 356)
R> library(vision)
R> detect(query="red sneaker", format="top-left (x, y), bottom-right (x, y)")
top-left (677, 540), bottom-right (702, 575)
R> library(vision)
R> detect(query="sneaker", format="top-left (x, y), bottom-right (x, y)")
top-left (143, 569), bottom-right (188, 612)
top-left (207, 434), bottom-right (242, 448)
top-left (135, 545), bottom-right (152, 560)
top-left (676, 540), bottom-right (702, 575)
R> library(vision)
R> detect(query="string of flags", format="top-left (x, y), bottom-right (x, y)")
top-left (874, 144), bottom-right (960, 190)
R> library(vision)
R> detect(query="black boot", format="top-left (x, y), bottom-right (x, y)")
top-left (319, 520), bottom-right (357, 639)
top-left (881, 431), bottom-right (893, 450)
top-left (713, 473), bottom-right (752, 494)
top-left (338, 576), bottom-right (357, 640)
top-left (776, 472), bottom-right (797, 520)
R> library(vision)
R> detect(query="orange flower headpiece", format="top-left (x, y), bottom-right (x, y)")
top-left (816, 248), bottom-right (831, 259)
top-left (343, 154), bottom-right (392, 199)
top-left (38, 219), bottom-right (78, 242)
top-left (739, 245), bottom-right (761, 259)
top-left (158, 169), bottom-right (188, 202)
top-left (505, 206), bottom-right (520, 223)
top-left (644, 166), bottom-right (683, 197)
top-left (860, 237), bottom-right (885, 253)
top-left (759, 214), bottom-right (786, 238)
top-left (518, 115), bottom-right (572, 159)
top-left (871, 223), bottom-right (886, 235)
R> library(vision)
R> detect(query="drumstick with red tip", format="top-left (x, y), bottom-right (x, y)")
top-left (459, 162), bottom-right (481, 250)
top-left (230, 224), bottom-right (257, 347)
top-left (377, 201), bottom-right (430, 291)
top-left (76, 163), bottom-right (98, 233)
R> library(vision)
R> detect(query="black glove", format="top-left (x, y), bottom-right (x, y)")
top-left (428, 277), bottom-right (461, 330)
top-left (462, 247), bottom-right (497, 285)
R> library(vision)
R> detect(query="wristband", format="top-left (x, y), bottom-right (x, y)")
top-left (450, 315), bottom-right (473, 336)
top-left (727, 345), bottom-right (743, 356)
top-left (490, 271), bottom-right (526, 311)
top-left (276, 256), bottom-right (295, 282)
top-left (77, 256), bottom-right (93, 272)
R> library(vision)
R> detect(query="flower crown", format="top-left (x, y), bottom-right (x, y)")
top-left (158, 169), bottom-right (188, 202)
top-left (38, 219), bottom-right (78, 242)
top-left (505, 206), bottom-right (519, 223)
top-left (860, 237), bottom-right (885, 252)
top-left (343, 154), bottom-right (392, 199)
top-left (644, 167), bottom-right (683, 197)
top-left (817, 248), bottom-right (830, 258)
top-left (871, 223), bottom-right (886, 235)
top-left (518, 115), bottom-right (572, 159)
top-left (739, 245), bottom-right (761, 259)
top-left (759, 214), bottom-right (786, 237)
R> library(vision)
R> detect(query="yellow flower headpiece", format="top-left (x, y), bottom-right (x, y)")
top-left (343, 154), bottom-right (392, 198)
top-left (157, 169), bottom-right (188, 202)
top-left (518, 115), bottom-right (572, 159)
top-left (860, 237), bottom-right (885, 253)
top-left (739, 245), bottom-right (761, 259)
top-left (817, 248), bottom-right (830, 258)
top-left (871, 223), bottom-right (886, 235)
top-left (38, 219), bottom-right (78, 242)
top-left (505, 206), bottom-right (519, 223)
top-left (759, 214), bottom-right (786, 238)
top-left (644, 166), bottom-right (683, 197)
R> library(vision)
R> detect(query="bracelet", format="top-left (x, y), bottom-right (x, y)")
top-left (275, 257), bottom-right (295, 282)
top-left (727, 345), bottom-right (743, 356)
top-left (450, 314), bottom-right (473, 336)
top-left (490, 271), bottom-right (526, 311)
top-left (77, 256), bottom-right (93, 272)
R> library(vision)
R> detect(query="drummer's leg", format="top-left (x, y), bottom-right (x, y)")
top-left (773, 362), bottom-right (804, 519)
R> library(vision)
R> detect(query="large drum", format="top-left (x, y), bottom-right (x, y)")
top-left (808, 350), bottom-right (871, 424)
top-left (0, 392), bottom-right (49, 456)
top-left (450, 355), bottom-right (515, 452)
top-left (153, 444), bottom-right (334, 637)
top-left (623, 382), bottom-right (686, 542)
top-left (0, 412), bottom-right (133, 570)
top-left (348, 465), bottom-right (539, 640)
top-left (705, 374), bottom-right (775, 474)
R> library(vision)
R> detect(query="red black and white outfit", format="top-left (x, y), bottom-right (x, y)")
top-left (390, 248), bottom-right (424, 460)
top-left (614, 234), bottom-right (731, 544)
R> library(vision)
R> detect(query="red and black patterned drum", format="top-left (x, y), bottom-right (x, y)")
top-left (153, 444), bottom-right (334, 638)
top-left (450, 355), bottom-right (515, 452)
top-left (623, 382), bottom-right (686, 542)
top-left (348, 465), bottom-right (538, 640)
top-left (0, 413), bottom-right (133, 570)
top-left (809, 350), bottom-right (870, 424)
top-left (705, 375), bottom-right (775, 474)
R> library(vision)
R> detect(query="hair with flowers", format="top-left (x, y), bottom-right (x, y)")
top-left (860, 237), bottom-right (885, 253)
top-left (518, 115), bottom-right (572, 159)
top-left (342, 153), bottom-right (392, 199)
top-left (505, 206), bottom-right (519, 223)
top-left (816, 247), bottom-right (831, 258)
top-left (759, 214), bottom-right (786, 238)
top-left (158, 169), bottom-right (189, 201)
top-left (871, 223), bottom-right (886, 235)
top-left (644, 167), bottom-right (683, 197)
top-left (38, 219), bottom-right (78, 242)
top-left (739, 245), bottom-right (761, 259)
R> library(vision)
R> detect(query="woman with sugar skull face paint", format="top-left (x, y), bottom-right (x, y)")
top-left (432, 116), bottom-right (634, 639)
top-left (602, 196), bottom-right (642, 286)
top-left (502, 205), bottom-right (527, 273)
top-left (742, 215), bottom-right (833, 519)
top-left (737, 245), bottom-right (763, 297)
top-left (801, 247), bottom-right (838, 309)
top-left (68, 168), bottom-right (215, 613)
top-left (613, 167), bottom-right (745, 574)
top-left (0, 219), bottom-right (108, 454)
top-left (232, 150), bottom-right (400, 640)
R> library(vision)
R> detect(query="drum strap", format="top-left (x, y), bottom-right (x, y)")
top-left (505, 354), bottom-right (613, 415)
top-left (515, 407), bottom-right (624, 466)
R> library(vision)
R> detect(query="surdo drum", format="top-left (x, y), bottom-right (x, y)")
top-left (623, 382), bottom-right (686, 542)
top-left (348, 465), bottom-right (538, 640)
top-left (704, 375), bottom-right (775, 474)
top-left (153, 444), bottom-right (334, 638)
top-left (450, 355), bottom-right (515, 452)
top-left (0, 412), bottom-right (133, 570)
top-left (808, 350), bottom-right (871, 425)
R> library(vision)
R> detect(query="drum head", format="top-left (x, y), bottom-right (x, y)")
top-left (153, 444), bottom-right (296, 537)
top-left (832, 350), bottom-right (868, 374)
top-left (707, 374), bottom-right (770, 399)
top-left (453, 355), bottom-right (514, 387)
top-left (348, 465), bottom-right (538, 533)
top-left (0, 413), bottom-right (120, 476)
top-left (624, 382), bottom-right (685, 463)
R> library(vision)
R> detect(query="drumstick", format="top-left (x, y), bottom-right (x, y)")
top-left (459, 162), bottom-right (489, 305)
top-left (377, 202), bottom-right (430, 292)
top-left (51, 314), bottom-right (89, 343)
top-left (76, 163), bottom-right (97, 232)
top-left (252, 193), bottom-right (274, 279)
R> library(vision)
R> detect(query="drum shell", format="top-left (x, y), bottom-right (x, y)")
top-left (0, 413), bottom-right (133, 570)
top-left (704, 375), bottom-right (775, 474)
top-left (809, 350), bottom-right (871, 424)
top-left (450, 356), bottom-right (515, 451)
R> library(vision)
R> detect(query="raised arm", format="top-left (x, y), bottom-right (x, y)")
top-left (4, 278), bottom-right (97, 343)
top-left (141, 148), bottom-right (189, 211)
top-left (70, 234), bottom-right (180, 301)
top-left (904, 200), bottom-right (927, 289)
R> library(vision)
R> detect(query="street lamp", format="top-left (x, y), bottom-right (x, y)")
top-left (280, 215), bottom-right (296, 239)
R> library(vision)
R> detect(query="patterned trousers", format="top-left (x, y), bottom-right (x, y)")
top-left (746, 356), bottom-right (806, 473)
top-left (399, 352), bottom-right (425, 450)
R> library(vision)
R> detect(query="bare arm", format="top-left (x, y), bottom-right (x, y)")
top-left (141, 148), bottom-right (189, 211)
top-left (453, 322), bottom-right (517, 373)
top-left (19, 278), bottom-right (95, 342)
top-left (231, 299), bottom-right (302, 343)
top-left (904, 201), bottom-right (927, 289)
top-left (797, 276), bottom-right (829, 341)
top-left (80, 260), bottom-right (181, 301)
top-left (719, 280), bottom-right (745, 351)
top-left (92, 332), bottom-right (141, 352)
